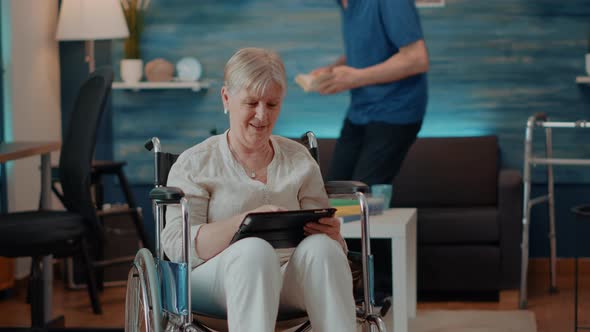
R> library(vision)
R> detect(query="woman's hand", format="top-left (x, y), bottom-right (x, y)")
top-left (249, 204), bottom-right (287, 213)
top-left (304, 217), bottom-right (342, 242)
top-left (236, 205), bottom-right (287, 229)
top-left (198, 205), bottom-right (286, 261)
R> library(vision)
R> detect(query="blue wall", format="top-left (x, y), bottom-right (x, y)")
top-left (112, 0), bottom-right (590, 184)
top-left (103, 0), bottom-right (590, 256)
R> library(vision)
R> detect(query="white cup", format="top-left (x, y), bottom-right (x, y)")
top-left (121, 59), bottom-right (143, 83)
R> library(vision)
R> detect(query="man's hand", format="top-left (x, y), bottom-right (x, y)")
top-left (316, 65), bottom-right (362, 95)
top-left (304, 216), bottom-right (342, 242)
top-left (309, 66), bottom-right (332, 77)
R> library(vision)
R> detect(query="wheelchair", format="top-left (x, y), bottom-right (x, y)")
top-left (125, 132), bottom-right (391, 332)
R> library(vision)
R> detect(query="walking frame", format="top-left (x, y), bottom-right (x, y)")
top-left (520, 112), bottom-right (590, 309)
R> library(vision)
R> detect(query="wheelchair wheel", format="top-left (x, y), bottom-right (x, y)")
top-left (125, 248), bottom-right (163, 332)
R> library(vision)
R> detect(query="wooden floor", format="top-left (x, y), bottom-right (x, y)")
top-left (0, 258), bottom-right (588, 331)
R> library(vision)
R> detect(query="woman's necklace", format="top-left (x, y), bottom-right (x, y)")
top-left (227, 140), bottom-right (270, 179)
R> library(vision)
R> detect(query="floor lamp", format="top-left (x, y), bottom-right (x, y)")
top-left (56, 0), bottom-right (129, 73)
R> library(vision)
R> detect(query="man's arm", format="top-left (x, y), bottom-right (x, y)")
top-left (317, 39), bottom-right (429, 95)
top-left (358, 39), bottom-right (428, 86)
top-left (310, 55), bottom-right (347, 76)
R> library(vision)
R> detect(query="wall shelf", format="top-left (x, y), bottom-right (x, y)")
top-left (576, 76), bottom-right (590, 84)
top-left (112, 80), bottom-right (211, 92)
top-left (416, 0), bottom-right (446, 8)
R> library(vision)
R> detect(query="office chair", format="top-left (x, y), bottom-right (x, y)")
top-left (51, 159), bottom-right (150, 250)
top-left (0, 68), bottom-right (113, 328)
top-left (51, 158), bottom-right (151, 290)
top-left (124, 133), bottom-right (390, 332)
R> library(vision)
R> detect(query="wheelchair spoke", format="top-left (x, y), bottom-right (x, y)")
top-left (126, 264), bottom-right (157, 332)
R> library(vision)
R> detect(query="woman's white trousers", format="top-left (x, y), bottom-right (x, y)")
top-left (190, 234), bottom-right (356, 332)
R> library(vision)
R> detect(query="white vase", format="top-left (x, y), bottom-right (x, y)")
top-left (121, 59), bottom-right (143, 83)
top-left (586, 54), bottom-right (590, 76)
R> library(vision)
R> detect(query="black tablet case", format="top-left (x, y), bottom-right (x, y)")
top-left (230, 208), bottom-right (337, 248)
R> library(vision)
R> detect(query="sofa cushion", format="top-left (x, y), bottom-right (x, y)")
top-left (392, 136), bottom-right (499, 207)
top-left (418, 207), bottom-right (499, 244)
top-left (419, 245), bottom-right (500, 291)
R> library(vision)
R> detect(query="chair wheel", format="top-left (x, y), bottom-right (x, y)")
top-left (366, 314), bottom-right (387, 332)
top-left (182, 325), bottom-right (205, 332)
top-left (380, 296), bottom-right (392, 317)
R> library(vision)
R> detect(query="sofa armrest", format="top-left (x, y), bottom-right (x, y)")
top-left (498, 169), bottom-right (523, 289)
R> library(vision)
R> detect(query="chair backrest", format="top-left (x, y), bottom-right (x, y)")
top-left (59, 67), bottom-right (114, 233)
top-left (156, 152), bottom-right (179, 187)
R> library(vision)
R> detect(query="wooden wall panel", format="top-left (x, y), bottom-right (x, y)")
top-left (112, 0), bottom-right (590, 184)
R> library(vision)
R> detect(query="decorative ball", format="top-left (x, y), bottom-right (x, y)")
top-left (144, 58), bottom-right (174, 82)
top-left (176, 57), bottom-right (202, 82)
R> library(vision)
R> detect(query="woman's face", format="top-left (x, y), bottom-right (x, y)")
top-left (222, 83), bottom-right (283, 148)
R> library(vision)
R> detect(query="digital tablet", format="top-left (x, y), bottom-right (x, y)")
top-left (229, 208), bottom-right (337, 248)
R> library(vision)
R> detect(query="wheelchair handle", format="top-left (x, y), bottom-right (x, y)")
top-left (145, 137), bottom-right (161, 153)
top-left (301, 131), bottom-right (319, 163)
top-left (301, 131), bottom-right (318, 149)
top-left (146, 137), bottom-right (162, 187)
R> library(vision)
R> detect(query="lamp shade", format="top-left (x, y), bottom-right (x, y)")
top-left (56, 0), bottom-right (130, 41)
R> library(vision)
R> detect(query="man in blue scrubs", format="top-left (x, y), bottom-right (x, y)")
top-left (314, 0), bottom-right (429, 187)
top-left (313, 0), bottom-right (429, 304)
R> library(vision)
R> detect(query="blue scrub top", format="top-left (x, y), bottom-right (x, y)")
top-left (339, 0), bottom-right (428, 125)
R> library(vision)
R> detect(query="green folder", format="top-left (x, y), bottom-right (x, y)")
top-left (329, 198), bottom-right (359, 207)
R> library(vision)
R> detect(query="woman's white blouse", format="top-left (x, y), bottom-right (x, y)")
top-left (161, 131), bottom-right (330, 268)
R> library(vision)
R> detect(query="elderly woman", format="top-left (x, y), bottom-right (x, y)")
top-left (161, 48), bottom-right (355, 332)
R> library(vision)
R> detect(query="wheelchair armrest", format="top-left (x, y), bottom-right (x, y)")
top-left (149, 186), bottom-right (185, 203)
top-left (325, 181), bottom-right (370, 195)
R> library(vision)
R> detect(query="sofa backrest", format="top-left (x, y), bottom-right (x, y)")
top-left (392, 136), bottom-right (499, 207)
top-left (316, 136), bottom-right (499, 207)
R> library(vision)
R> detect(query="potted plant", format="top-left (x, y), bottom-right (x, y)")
top-left (120, 0), bottom-right (149, 83)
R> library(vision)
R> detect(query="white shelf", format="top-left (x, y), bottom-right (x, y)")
top-left (112, 80), bottom-right (210, 91)
top-left (416, 0), bottom-right (445, 8)
top-left (576, 76), bottom-right (590, 84)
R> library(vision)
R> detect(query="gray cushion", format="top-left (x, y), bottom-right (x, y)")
top-left (418, 207), bottom-right (499, 244)
top-left (419, 245), bottom-right (500, 291)
top-left (392, 136), bottom-right (499, 207)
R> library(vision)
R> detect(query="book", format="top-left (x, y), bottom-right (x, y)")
top-left (329, 197), bottom-right (387, 222)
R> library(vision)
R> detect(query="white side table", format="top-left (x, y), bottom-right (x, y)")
top-left (340, 208), bottom-right (417, 332)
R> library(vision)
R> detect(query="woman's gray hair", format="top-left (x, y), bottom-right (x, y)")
top-left (223, 48), bottom-right (287, 97)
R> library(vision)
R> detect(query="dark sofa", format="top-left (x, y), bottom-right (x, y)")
top-left (315, 135), bottom-right (522, 296)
